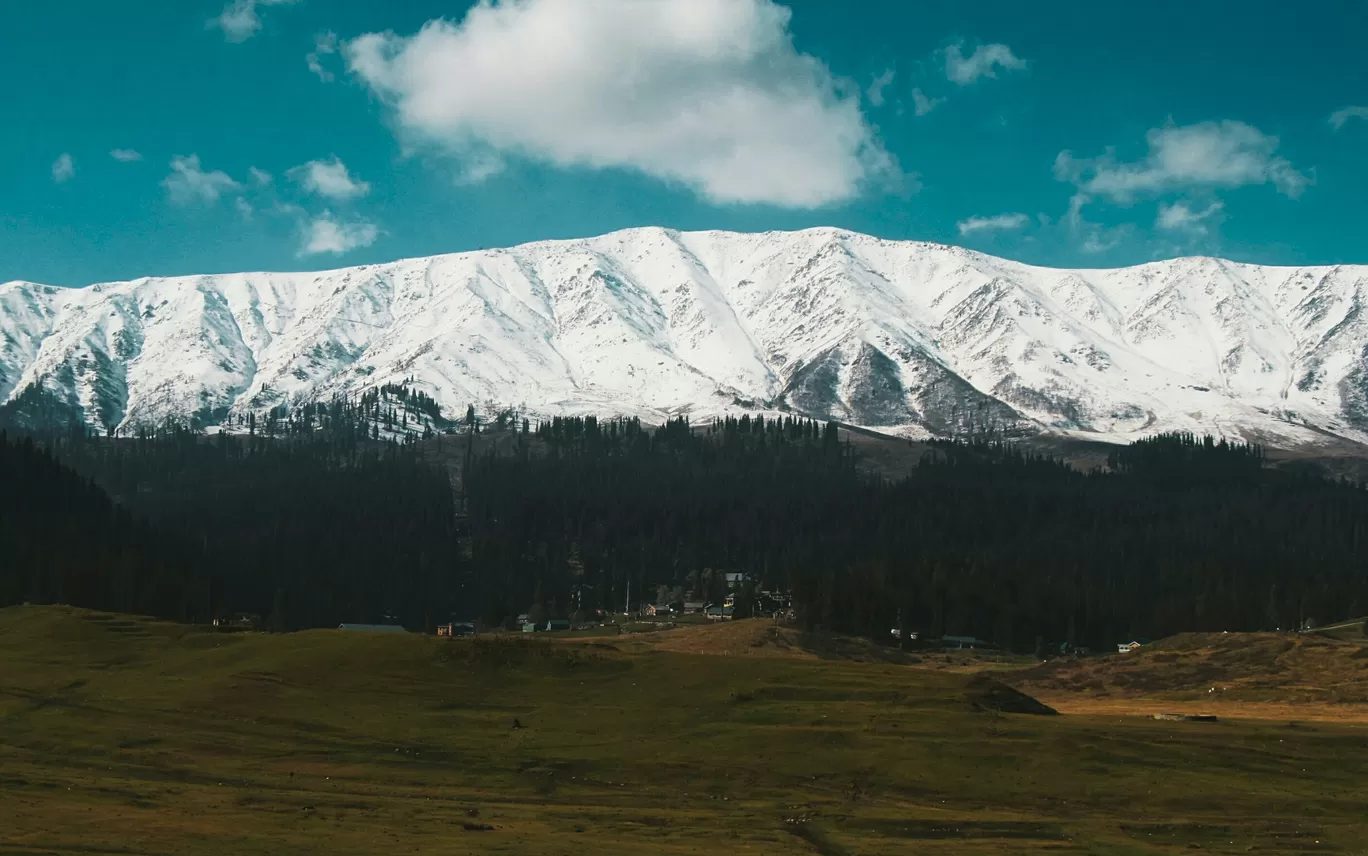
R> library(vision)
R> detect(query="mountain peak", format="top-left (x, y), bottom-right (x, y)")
top-left (3, 228), bottom-right (1367, 450)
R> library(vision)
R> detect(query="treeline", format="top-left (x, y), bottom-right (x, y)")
top-left (0, 432), bottom-right (188, 615)
top-left (5, 407), bottom-right (1368, 650)
top-left (11, 412), bottom-right (465, 631)
top-left (464, 421), bottom-right (1368, 648)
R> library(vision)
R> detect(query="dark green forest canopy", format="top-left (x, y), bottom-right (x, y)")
top-left (5, 411), bottom-right (1367, 651)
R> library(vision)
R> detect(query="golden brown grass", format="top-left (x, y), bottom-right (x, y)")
top-left (3, 607), bottom-right (1367, 855)
top-left (1011, 630), bottom-right (1368, 708)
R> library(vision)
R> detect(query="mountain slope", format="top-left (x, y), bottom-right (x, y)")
top-left (4, 227), bottom-right (1368, 447)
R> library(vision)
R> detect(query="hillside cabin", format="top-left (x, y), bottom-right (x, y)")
top-left (682, 602), bottom-right (705, 614)
top-left (644, 604), bottom-right (672, 617)
top-left (436, 622), bottom-right (475, 637)
top-left (338, 623), bottom-right (406, 633)
top-left (704, 605), bottom-right (735, 621)
top-left (1115, 639), bottom-right (1150, 653)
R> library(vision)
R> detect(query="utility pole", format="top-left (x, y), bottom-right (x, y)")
top-left (625, 578), bottom-right (631, 616)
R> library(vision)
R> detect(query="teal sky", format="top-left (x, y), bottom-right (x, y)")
top-left (4, 0), bottom-right (1366, 287)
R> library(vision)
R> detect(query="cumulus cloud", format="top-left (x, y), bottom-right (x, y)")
top-left (957, 212), bottom-right (1029, 236)
top-left (301, 212), bottom-right (379, 256)
top-left (307, 31), bottom-right (339, 81)
top-left (943, 42), bottom-right (1026, 85)
top-left (288, 156), bottom-right (371, 200)
top-left (911, 87), bottom-right (943, 117)
top-left (1055, 120), bottom-right (1310, 203)
top-left (162, 155), bottom-right (242, 205)
top-left (211, 0), bottom-right (301, 43)
top-left (865, 69), bottom-right (894, 107)
top-left (51, 153), bottom-right (75, 183)
top-left (110, 149), bottom-right (142, 163)
top-left (1156, 199), bottom-right (1224, 234)
top-left (343, 0), bottom-right (894, 208)
top-left (1329, 105), bottom-right (1368, 130)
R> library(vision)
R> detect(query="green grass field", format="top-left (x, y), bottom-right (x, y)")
top-left (2, 606), bottom-right (1365, 855)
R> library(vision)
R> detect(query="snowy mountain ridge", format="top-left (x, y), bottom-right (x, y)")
top-left (4, 226), bottom-right (1368, 448)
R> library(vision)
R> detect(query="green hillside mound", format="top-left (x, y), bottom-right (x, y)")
top-left (3, 606), bottom-right (1367, 855)
top-left (964, 674), bottom-right (1059, 715)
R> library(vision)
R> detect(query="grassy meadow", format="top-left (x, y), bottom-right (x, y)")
top-left (2, 606), bottom-right (1365, 855)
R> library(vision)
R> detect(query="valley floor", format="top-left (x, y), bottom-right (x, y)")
top-left (2, 607), bottom-right (1365, 855)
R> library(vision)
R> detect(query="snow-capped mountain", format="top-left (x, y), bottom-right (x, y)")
top-left (4, 226), bottom-right (1368, 448)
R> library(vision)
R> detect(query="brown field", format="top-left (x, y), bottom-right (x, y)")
top-left (4, 608), bottom-right (1368, 855)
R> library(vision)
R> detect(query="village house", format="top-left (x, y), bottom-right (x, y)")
top-left (704, 605), bottom-right (735, 621)
top-left (1115, 638), bottom-right (1150, 653)
top-left (681, 602), bottom-right (705, 614)
top-left (436, 622), bottom-right (475, 637)
top-left (211, 613), bottom-right (260, 631)
top-left (522, 619), bottom-right (572, 633)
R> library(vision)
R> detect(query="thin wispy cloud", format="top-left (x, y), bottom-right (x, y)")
top-left (944, 42), bottom-right (1026, 86)
top-left (211, 0), bottom-right (301, 43)
top-left (288, 156), bottom-right (370, 201)
top-left (307, 31), bottom-right (339, 82)
top-left (51, 153), bottom-right (75, 183)
top-left (866, 69), bottom-right (895, 108)
top-left (1156, 199), bottom-right (1224, 235)
top-left (249, 167), bottom-right (273, 186)
top-left (162, 155), bottom-right (242, 205)
top-left (1329, 105), bottom-right (1368, 130)
top-left (957, 212), bottom-right (1029, 235)
top-left (1081, 228), bottom-right (1126, 254)
top-left (911, 87), bottom-right (944, 117)
top-left (344, 0), bottom-right (896, 208)
top-left (110, 149), bottom-right (142, 163)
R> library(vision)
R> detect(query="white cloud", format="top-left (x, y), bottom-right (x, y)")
top-left (211, 0), bottom-right (301, 43)
top-left (1055, 120), bottom-right (1309, 203)
top-left (1329, 105), bottom-right (1368, 130)
top-left (1081, 228), bottom-right (1125, 254)
top-left (162, 155), bottom-right (242, 205)
top-left (957, 212), bottom-right (1029, 236)
top-left (110, 149), bottom-right (142, 163)
top-left (866, 68), bottom-right (894, 107)
top-left (288, 156), bottom-right (371, 200)
top-left (249, 166), bottom-right (273, 186)
top-left (51, 153), bottom-right (75, 183)
top-left (943, 42), bottom-right (1026, 86)
top-left (235, 197), bottom-right (255, 221)
top-left (1061, 192), bottom-right (1127, 255)
top-left (1156, 199), bottom-right (1224, 234)
top-left (911, 87), bottom-right (943, 117)
top-left (301, 212), bottom-right (379, 255)
top-left (344, 0), bottom-right (893, 208)
top-left (307, 31), bottom-right (339, 81)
